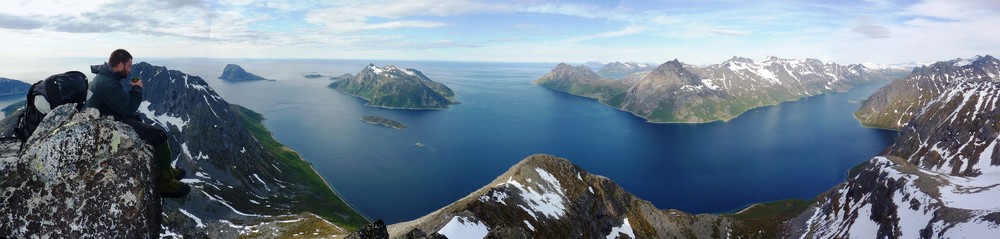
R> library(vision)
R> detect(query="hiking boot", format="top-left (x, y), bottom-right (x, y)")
top-left (159, 169), bottom-right (191, 198)
top-left (161, 183), bottom-right (191, 198)
top-left (171, 167), bottom-right (187, 180)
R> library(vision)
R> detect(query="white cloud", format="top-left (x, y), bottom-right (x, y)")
top-left (708, 29), bottom-right (750, 36)
top-left (569, 26), bottom-right (649, 43)
top-left (305, 0), bottom-right (502, 32)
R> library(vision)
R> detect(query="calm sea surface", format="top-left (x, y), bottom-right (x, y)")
top-left (0, 58), bottom-right (897, 223)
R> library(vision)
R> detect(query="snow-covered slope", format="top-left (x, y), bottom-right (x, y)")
top-left (856, 55), bottom-right (999, 130)
top-left (791, 77), bottom-right (1000, 238)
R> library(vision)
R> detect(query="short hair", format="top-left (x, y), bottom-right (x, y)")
top-left (109, 49), bottom-right (132, 67)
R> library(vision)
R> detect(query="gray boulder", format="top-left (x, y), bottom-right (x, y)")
top-left (0, 104), bottom-right (159, 238)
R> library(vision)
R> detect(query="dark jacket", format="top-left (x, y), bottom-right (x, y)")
top-left (86, 63), bottom-right (142, 120)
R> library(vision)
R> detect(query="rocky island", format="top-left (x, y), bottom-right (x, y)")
top-left (218, 64), bottom-right (274, 82)
top-left (361, 115), bottom-right (406, 129)
top-left (329, 64), bottom-right (456, 110)
top-left (536, 57), bottom-right (908, 123)
top-left (303, 73), bottom-right (324, 78)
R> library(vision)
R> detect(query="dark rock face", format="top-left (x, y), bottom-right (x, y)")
top-left (346, 220), bottom-right (389, 239)
top-left (0, 77), bottom-right (30, 96)
top-left (791, 77), bottom-right (1000, 238)
top-left (127, 62), bottom-right (366, 236)
top-left (389, 154), bottom-right (732, 238)
top-left (856, 55), bottom-right (999, 130)
top-left (536, 57), bottom-right (906, 123)
top-left (329, 64), bottom-right (455, 109)
top-left (218, 64), bottom-right (272, 82)
top-left (0, 105), bottom-right (158, 238)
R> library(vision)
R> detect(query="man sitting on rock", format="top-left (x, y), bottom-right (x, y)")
top-left (86, 49), bottom-right (190, 198)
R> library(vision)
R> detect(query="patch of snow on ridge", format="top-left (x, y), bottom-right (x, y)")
top-left (438, 216), bottom-right (489, 239)
top-left (138, 101), bottom-right (188, 132)
top-left (606, 218), bottom-right (635, 239)
top-left (494, 167), bottom-right (568, 220)
top-left (179, 209), bottom-right (206, 228)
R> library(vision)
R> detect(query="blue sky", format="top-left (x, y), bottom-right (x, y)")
top-left (1, 0), bottom-right (997, 64)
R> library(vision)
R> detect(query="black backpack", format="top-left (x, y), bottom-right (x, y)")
top-left (11, 71), bottom-right (89, 143)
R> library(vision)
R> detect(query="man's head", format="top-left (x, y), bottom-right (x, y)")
top-left (109, 49), bottom-right (132, 79)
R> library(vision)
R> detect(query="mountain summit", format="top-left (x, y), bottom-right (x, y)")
top-left (329, 64), bottom-right (456, 109)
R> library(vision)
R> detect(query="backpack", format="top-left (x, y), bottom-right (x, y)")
top-left (11, 71), bottom-right (89, 143)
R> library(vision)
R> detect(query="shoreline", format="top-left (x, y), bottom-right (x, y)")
top-left (329, 87), bottom-right (453, 110)
top-left (257, 111), bottom-right (372, 223)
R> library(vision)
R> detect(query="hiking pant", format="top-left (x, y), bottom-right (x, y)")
top-left (121, 117), bottom-right (171, 169)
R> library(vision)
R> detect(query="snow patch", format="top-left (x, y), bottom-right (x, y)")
top-left (138, 101), bottom-right (188, 132)
top-left (606, 218), bottom-right (635, 239)
top-left (437, 216), bottom-right (489, 239)
top-left (179, 209), bottom-right (206, 228)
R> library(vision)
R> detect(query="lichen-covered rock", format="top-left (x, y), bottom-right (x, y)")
top-left (0, 104), bottom-right (158, 238)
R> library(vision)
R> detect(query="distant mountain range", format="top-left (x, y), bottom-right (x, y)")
top-left (329, 64), bottom-right (456, 110)
top-left (346, 55), bottom-right (1000, 238)
top-left (597, 61), bottom-right (656, 79)
top-left (855, 55), bottom-right (999, 130)
top-left (536, 56), bottom-right (910, 123)
top-left (218, 64), bottom-right (274, 82)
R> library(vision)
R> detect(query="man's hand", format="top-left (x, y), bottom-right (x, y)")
top-left (131, 77), bottom-right (143, 88)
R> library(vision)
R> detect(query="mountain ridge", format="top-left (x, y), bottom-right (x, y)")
top-left (537, 56), bottom-right (908, 123)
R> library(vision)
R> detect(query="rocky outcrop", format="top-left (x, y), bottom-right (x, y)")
top-left (388, 154), bottom-right (737, 238)
top-left (856, 55), bottom-right (999, 130)
top-left (0, 77), bottom-right (30, 96)
top-left (790, 76), bottom-right (1000, 238)
top-left (0, 104), bottom-right (159, 238)
top-left (329, 64), bottom-right (456, 109)
top-left (218, 64), bottom-right (273, 82)
top-left (537, 57), bottom-right (907, 123)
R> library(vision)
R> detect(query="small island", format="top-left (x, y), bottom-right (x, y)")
top-left (219, 64), bottom-right (275, 82)
top-left (303, 74), bottom-right (324, 79)
top-left (360, 115), bottom-right (407, 129)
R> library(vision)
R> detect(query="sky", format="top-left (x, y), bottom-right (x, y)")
top-left (1, 0), bottom-right (998, 64)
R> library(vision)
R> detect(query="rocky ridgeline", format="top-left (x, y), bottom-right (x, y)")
top-left (856, 55), bottom-right (999, 130)
top-left (0, 105), bottom-right (159, 238)
top-left (790, 75), bottom-right (1000, 238)
top-left (537, 56), bottom-right (907, 123)
top-left (365, 154), bottom-right (734, 238)
top-left (329, 64), bottom-right (456, 110)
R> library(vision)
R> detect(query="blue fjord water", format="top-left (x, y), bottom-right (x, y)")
top-left (2, 58), bottom-right (897, 224)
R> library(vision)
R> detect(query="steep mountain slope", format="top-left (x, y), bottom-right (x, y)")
top-left (534, 63), bottom-right (631, 103)
top-left (218, 64), bottom-right (273, 82)
top-left (537, 56), bottom-right (907, 123)
top-left (329, 64), bottom-right (456, 110)
top-left (856, 55), bottom-right (999, 130)
top-left (790, 77), bottom-right (1000, 238)
top-left (128, 62), bottom-right (367, 236)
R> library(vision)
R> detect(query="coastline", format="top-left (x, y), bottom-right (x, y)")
top-left (329, 87), bottom-right (453, 110)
